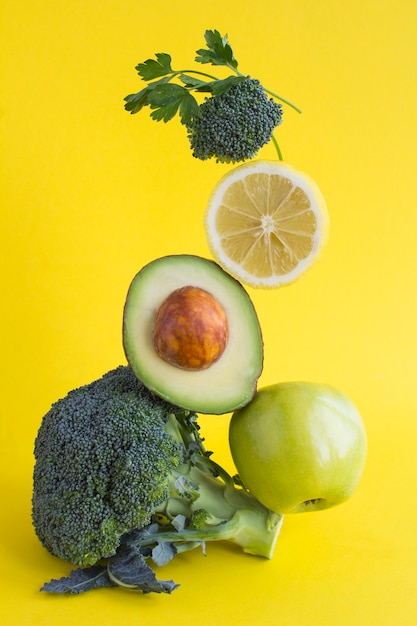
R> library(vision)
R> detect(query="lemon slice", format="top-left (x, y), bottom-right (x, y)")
top-left (205, 161), bottom-right (329, 288)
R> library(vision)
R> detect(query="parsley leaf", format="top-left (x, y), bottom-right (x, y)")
top-left (145, 83), bottom-right (198, 125)
top-left (136, 52), bottom-right (173, 80)
top-left (195, 29), bottom-right (238, 70)
top-left (147, 83), bottom-right (186, 122)
top-left (211, 75), bottom-right (246, 96)
top-left (179, 90), bottom-right (200, 125)
top-left (124, 87), bottom-right (151, 115)
top-left (179, 74), bottom-right (213, 92)
top-left (123, 29), bottom-right (243, 125)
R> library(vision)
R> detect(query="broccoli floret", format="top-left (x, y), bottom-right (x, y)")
top-left (33, 366), bottom-right (282, 595)
top-left (186, 78), bottom-right (283, 163)
top-left (32, 366), bottom-right (185, 566)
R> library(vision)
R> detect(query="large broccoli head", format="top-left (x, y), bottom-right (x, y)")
top-left (186, 77), bottom-right (283, 163)
top-left (32, 366), bottom-right (188, 567)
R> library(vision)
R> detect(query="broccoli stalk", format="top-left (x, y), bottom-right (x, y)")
top-left (151, 454), bottom-right (282, 561)
top-left (105, 453), bottom-right (282, 595)
top-left (155, 411), bottom-right (282, 558)
top-left (33, 366), bottom-right (283, 596)
top-left (105, 455), bottom-right (282, 595)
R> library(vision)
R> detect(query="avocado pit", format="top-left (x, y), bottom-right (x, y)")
top-left (153, 285), bottom-right (229, 371)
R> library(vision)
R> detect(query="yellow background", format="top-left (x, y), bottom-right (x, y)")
top-left (1, 1), bottom-right (416, 624)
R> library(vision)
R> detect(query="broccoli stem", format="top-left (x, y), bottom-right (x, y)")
top-left (167, 68), bottom-right (219, 82)
top-left (271, 134), bottom-right (283, 161)
top-left (165, 65), bottom-right (302, 114)
top-left (263, 86), bottom-right (302, 113)
top-left (141, 508), bottom-right (282, 559)
top-left (153, 457), bottom-right (283, 559)
top-left (229, 67), bottom-right (302, 114)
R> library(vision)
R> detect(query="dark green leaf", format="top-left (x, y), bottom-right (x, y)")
top-left (147, 82), bottom-right (186, 106)
top-left (179, 92), bottom-right (199, 125)
top-left (124, 78), bottom-right (173, 115)
top-left (193, 82), bottom-right (215, 93)
top-left (195, 29), bottom-right (238, 69)
top-left (41, 565), bottom-right (116, 594)
top-left (150, 102), bottom-right (180, 123)
top-left (211, 75), bottom-right (246, 96)
top-left (108, 544), bottom-right (179, 594)
top-left (124, 523), bottom-right (160, 542)
top-left (195, 47), bottom-right (219, 66)
top-left (136, 53), bottom-right (173, 81)
top-left (124, 87), bottom-right (151, 114)
top-left (146, 83), bottom-right (194, 123)
top-left (179, 74), bottom-right (213, 91)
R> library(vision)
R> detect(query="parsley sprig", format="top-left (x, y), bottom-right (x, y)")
top-left (124, 29), bottom-right (301, 127)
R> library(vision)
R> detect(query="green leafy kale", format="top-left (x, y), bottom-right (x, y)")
top-left (41, 544), bottom-right (179, 595)
top-left (124, 29), bottom-right (301, 161)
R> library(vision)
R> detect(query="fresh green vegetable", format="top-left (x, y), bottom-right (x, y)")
top-left (229, 382), bottom-right (367, 514)
top-left (187, 77), bottom-right (283, 163)
top-left (32, 366), bottom-right (282, 595)
top-left (124, 29), bottom-right (301, 162)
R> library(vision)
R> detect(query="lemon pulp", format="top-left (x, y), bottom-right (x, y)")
top-left (205, 161), bottom-right (329, 288)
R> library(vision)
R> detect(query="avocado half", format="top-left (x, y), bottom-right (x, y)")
top-left (122, 254), bottom-right (264, 414)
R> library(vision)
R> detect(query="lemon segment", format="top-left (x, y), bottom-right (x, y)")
top-left (205, 161), bottom-right (329, 288)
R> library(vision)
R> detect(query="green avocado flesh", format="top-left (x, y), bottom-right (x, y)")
top-left (123, 254), bottom-right (264, 414)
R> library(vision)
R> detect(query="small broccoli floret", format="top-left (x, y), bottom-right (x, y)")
top-left (186, 78), bottom-right (283, 163)
top-left (33, 366), bottom-right (283, 595)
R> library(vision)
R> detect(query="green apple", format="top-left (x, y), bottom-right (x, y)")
top-left (229, 382), bottom-right (367, 514)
